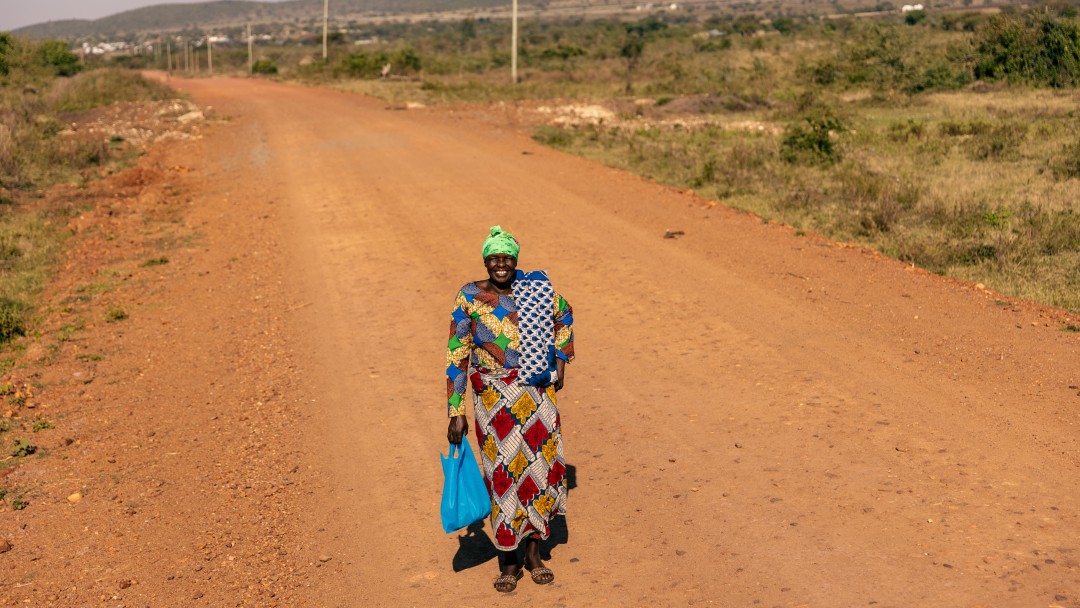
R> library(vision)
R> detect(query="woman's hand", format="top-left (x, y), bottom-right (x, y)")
top-left (554, 359), bottom-right (566, 392)
top-left (447, 415), bottom-right (468, 445)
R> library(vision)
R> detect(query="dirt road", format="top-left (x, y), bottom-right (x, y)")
top-left (5, 77), bottom-right (1078, 607)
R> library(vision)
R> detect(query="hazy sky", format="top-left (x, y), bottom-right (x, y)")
top-left (1, 0), bottom-right (291, 32)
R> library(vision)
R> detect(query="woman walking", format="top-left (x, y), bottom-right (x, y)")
top-left (446, 226), bottom-right (575, 593)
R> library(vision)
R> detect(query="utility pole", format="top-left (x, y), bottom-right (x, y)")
top-left (208, 38), bottom-right (213, 75)
top-left (247, 24), bottom-right (254, 74)
top-left (322, 0), bottom-right (329, 60)
top-left (511, 0), bottom-right (518, 84)
top-left (166, 39), bottom-right (172, 74)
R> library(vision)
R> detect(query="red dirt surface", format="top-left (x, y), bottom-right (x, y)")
top-left (2, 76), bottom-right (1077, 608)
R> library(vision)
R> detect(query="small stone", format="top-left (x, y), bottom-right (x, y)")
top-left (0, 540), bottom-right (11, 553)
top-left (178, 111), bottom-right (204, 124)
top-left (67, 492), bottom-right (83, 504)
top-left (318, 555), bottom-right (332, 563)
top-left (119, 579), bottom-right (132, 589)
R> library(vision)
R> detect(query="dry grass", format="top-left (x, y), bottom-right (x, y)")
top-left (532, 86), bottom-right (1080, 313)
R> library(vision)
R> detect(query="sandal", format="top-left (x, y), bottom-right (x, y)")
top-left (528, 566), bottom-right (555, 585)
top-left (493, 569), bottom-right (524, 593)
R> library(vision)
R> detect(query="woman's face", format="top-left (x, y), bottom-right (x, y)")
top-left (484, 254), bottom-right (517, 284)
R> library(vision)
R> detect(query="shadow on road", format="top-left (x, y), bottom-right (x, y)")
top-left (452, 464), bottom-right (576, 571)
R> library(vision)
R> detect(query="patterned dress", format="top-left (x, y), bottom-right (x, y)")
top-left (446, 280), bottom-right (575, 551)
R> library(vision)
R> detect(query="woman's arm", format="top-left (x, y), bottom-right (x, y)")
top-left (446, 291), bottom-right (473, 443)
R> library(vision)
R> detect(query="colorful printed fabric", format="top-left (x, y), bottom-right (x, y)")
top-left (446, 279), bottom-right (574, 418)
top-left (471, 368), bottom-right (567, 551)
top-left (512, 270), bottom-right (556, 386)
top-left (445, 275), bottom-right (574, 551)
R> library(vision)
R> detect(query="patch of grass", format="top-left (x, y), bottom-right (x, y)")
top-left (141, 256), bottom-right (169, 267)
top-left (8, 438), bottom-right (36, 457)
top-left (75, 353), bottom-right (103, 361)
top-left (57, 320), bottom-right (86, 342)
top-left (47, 68), bottom-right (175, 113)
top-left (0, 298), bottom-right (29, 344)
top-left (1063, 324), bottom-right (1080, 333)
top-left (76, 280), bottom-right (116, 295)
top-left (105, 307), bottom-right (128, 323)
top-left (31, 418), bottom-right (52, 433)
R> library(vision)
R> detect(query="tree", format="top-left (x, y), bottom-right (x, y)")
top-left (0, 33), bottom-right (13, 76)
top-left (34, 40), bottom-right (80, 77)
top-left (973, 10), bottom-right (1080, 87)
top-left (620, 18), bottom-right (665, 94)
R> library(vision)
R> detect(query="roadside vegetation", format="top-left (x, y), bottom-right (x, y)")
top-left (0, 34), bottom-right (175, 352)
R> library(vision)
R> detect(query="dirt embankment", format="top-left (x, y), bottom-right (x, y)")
top-left (2, 95), bottom-right (322, 606)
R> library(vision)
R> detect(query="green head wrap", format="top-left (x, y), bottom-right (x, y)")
top-left (482, 225), bottom-right (520, 259)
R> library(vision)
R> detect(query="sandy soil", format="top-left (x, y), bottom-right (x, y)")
top-left (1, 75), bottom-right (1078, 608)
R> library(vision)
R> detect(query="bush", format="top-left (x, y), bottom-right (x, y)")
top-left (973, 10), bottom-right (1080, 87)
top-left (252, 59), bottom-right (278, 74)
top-left (904, 10), bottom-right (928, 26)
top-left (781, 109), bottom-right (845, 166)
top-left (34, 40), bottom-right (80, 77)
top-left (0, 298), bottom-right (27, 344)
top-left (0, 33), bottom-right (12, 76)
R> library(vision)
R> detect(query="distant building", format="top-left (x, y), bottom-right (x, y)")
top-left (901, 4), bottom-right (924, 12)
top-left (81, 41), bottom-right (131, 55)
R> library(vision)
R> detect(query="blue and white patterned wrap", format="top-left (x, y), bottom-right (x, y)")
top-left (512, 269), bottom-right (557, 387)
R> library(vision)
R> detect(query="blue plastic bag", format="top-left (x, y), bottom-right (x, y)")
top-left (440, 437), bottom-right (492, 533)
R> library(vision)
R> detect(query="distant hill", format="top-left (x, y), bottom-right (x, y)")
top-left (11, 0), bottom-right (526, 39)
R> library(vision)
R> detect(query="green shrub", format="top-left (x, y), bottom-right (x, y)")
top-left (393, 48), bottom-right (422, 75)
top-left (694, 37), bottom-right (732, 53)
top-left (781, 110), bottom-right (845, 166)
top-left (343, 51), bottom-right (390, 78)
top-left (34, 40), bottom-right (81, 77)
top-left (973, 10), bottom-right (1080, 87)
top-left (252, 59), bottom-right (278, 75)
top-left (904, 10), bottom-right (927, 26)
top-left (532, 125), bottom-right (575, 148)
top-left (8, 438), bottom-right (36, 457)
top-left (0, 33), bottom-right (12, 76)
top-left (105, 307), bottom-right (128, 323)
top-left (0, 298), bottom-right (28, 344)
